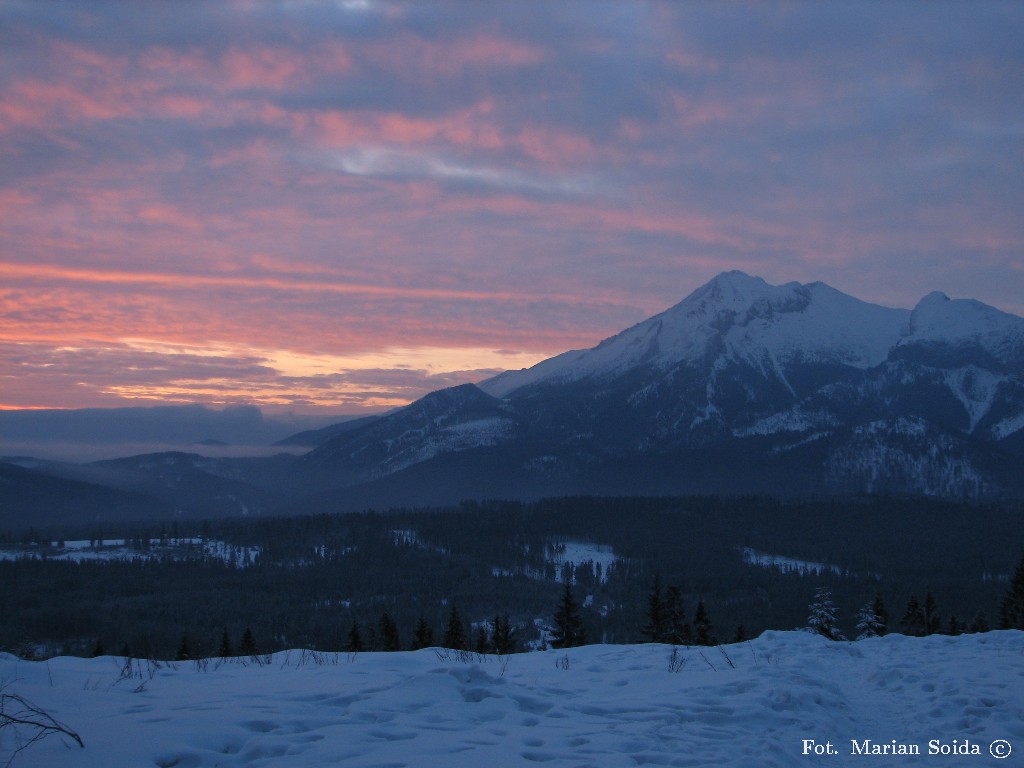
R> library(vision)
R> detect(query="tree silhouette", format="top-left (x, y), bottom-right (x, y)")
top-left (175, 633), bottom-right (192, 661)
top-left (346, 622), bottom-right (364, 653)
top-left (999, 552), bottom-right (1024, 630)
top-left (900, 596), bottom-right (926, 637)
top-left (491, 614), bottom-right (516, 654)
top-left (411, 615), bottom-right (433, 650)
top-left (218, 628), bottom-right (233, 658)
top-left (379, 612), bottom-right (400, 652)
top-left (641, 573), bottom-right (667, 642)
top-left (665, 586), bottom-right (690, 645)
top-left (551, 582), bottom-right (586, 649)
top-left (443, 606), bottom-right (467, 651)
top-left (923, 593), bottom-right (941, 636)
top-left (239, 627), bottom-right (257, 656)
top-left (693, 600), bottom-right (714, 646)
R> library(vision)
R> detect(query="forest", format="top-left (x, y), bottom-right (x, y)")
top-left (2, 495), bottom-right (1022, 660)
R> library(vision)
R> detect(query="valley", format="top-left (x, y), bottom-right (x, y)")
top-left (1, 496), bottom-right (1018, 662)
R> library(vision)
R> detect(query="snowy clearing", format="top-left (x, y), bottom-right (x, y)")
top-left (0, 539), bottom-right (261, 568)
top-left (741, 547), bottom-right (843, 576)
top-left (547, 540), bottom-right (618, 583)
top-left (2, 630), bottom-right (1022, 767)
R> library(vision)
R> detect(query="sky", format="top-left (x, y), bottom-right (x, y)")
top-left (2, 1), bottom-right (1022, 415)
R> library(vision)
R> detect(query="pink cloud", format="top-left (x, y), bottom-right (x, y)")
top-left (364, 33), bottom-right (544, 78)
top-left (513, 125), bottom-right (601, 167)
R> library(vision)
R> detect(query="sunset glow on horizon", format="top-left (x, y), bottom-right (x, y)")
top-left (2, 1), bottom-right (1022, 414)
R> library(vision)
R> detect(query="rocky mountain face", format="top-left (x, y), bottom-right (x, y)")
top-left (302, 271), bottom-right (1024, 502)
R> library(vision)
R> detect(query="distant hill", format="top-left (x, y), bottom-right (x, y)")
top-left (0, 461), bottom-right (167, 530)
top-left (275, 414), bottom-right (383, 447)
top-left (0, 404), bottom-right (349, 460)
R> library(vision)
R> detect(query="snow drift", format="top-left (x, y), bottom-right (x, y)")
top-left (3, 630), bottom-right (1022, 767)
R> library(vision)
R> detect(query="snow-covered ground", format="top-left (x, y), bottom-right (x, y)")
top-left (741, 547), bottom-right (843, 576)
top-left (3, 631), bottom-right (1022, 767)
top-left (493, 539), bottom-right (618, 584)
top-left (547, 540), bottom-right (618, 583)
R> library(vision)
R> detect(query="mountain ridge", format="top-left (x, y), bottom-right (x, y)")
top-left (303, 271), bottom-right (1024, 502)
top-left (4, 271), bottom-right (1024, 526)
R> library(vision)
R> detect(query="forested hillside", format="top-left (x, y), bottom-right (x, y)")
top-left (2, 496), bottom-right (1020, 660)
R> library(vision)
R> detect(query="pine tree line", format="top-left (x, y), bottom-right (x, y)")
top-left (342, 606), bottom-right (520, 654)
top-left (639, 574), bottom-right (722, 646)
top-left (806, 586), bottom-right (1003, 641)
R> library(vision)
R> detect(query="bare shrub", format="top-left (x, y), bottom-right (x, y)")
top-left (1, 684), bottom-right (83, 767)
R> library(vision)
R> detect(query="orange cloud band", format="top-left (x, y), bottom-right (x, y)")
top-left (0, 261), bottom-right (620, 306)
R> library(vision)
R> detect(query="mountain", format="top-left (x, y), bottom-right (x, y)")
top-left (0, 461), bottom-right (167, 530)
top-left (5, 271), bottom-right (1022, 528)
top-left (303, 271), bottom-right (1024, 503)
top-left (46, 452), bottom-right (301, 520)
top-left (274, 414), bottom-right (383, 448)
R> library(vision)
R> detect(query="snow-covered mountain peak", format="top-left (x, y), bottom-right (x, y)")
top-left (687, 270), bottom-right (777, 304)
top-left (918, 290), bottom-right (951, 306)
top-left (481, 273), bottom-right (908, 398)
top-left (302, 271), bottom-right (1024, 499)
top-left (910, 291), bottom-right (1016, 338)
top-left (903, 291), bottom-right (1024, 365)
top-left (669, 271), bottom-right (810, 325)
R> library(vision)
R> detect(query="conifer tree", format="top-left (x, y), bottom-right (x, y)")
top-left (944, 615), bottom-right (964, 636)
top-left (474, 624), bottom-right (490, 654)
top-left (346, 622), bottom-right (364, 653)
top-left (239, 627), bottom-right (257, 656)
top-left (871, 594), bottom-right (889, 635)
top-left (551, 581), bottom-right (586, 649)
top-left (855, 594), bottom-right (888, 639)
top-left (443, 606), bottom-right (467, 650)
top-left (491, 614), bottom-right (516, 655)
top-left (692, 600), bottom-right (714, 646)
top-left (665, 586), bottom-right (690, 645)
top-left (175, 633), bottom-right (192, 661)
top-left (923, 592), bottom-right (941, 636)
top-left (999, 552), bottom-right (1024, 630)
top-left (900, 596), bottom-right (926, 637)
top-left (807, 587), bottom-right (846, 641)
top-left (218, 628), bottom-right (233, 658)
top-left (379, 612), bottom-right (400, 652)
top-left (641, 574), bottom-right (668, 643)
top-left (969, 611), bottom-right (989, 634)
top-left (411, 615), bottom-right (433, 650)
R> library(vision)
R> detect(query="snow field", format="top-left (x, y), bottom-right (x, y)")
top-left (2, 630), bottom-right (1022, 767)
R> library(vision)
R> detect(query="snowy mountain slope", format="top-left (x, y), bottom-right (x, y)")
top-left (898, 291), bottom-right (1024, 367)
top-left (302, 384), bottom-right (518, 483)
top-left (481, 271), bottom-right (909, 399)
top-left (5, 631), bottom-right (1023, 768)
top-left (297, 272), bottom-right (1024, 501)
